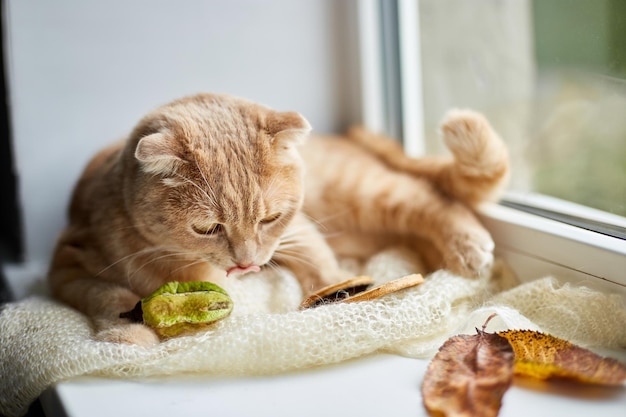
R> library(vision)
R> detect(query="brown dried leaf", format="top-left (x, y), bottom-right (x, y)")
top-left (422, 328), bottom-right (514, 417)
top-left (498, 330), bottom-right (626, 386)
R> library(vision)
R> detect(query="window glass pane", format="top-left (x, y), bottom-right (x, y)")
top-left (417, 0), bottom-right (626, 217)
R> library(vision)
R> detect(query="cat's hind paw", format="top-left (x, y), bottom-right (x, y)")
top-left (443, 232), bottom-right (495, 278)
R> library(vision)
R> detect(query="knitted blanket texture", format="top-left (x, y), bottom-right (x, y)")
top-left (1, 250), bottom-right (625, 417)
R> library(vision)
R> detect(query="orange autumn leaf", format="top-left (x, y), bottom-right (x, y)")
top-left (421, 328), bottom-right (514, 417)
top-left (498, 329), bottom-right (626, 386)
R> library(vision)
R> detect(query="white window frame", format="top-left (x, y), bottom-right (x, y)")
top-left (357, 0), bottom-right (626, 297)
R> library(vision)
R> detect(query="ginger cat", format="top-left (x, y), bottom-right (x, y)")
top-left (48, 93), bottom-right (508, 345)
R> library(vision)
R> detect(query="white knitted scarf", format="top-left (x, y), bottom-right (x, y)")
top-left (1, 249), bottom-right (625, 417)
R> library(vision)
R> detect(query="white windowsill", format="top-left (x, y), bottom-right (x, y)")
top-left (479, 200), bottom-right (626, 296)
top-left (39, 352), bottom-right (626, 417)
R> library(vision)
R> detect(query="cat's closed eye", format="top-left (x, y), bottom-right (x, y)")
top-left (260, 213), bottom-right (282, 225)
top-left (192, 222), bottom-right (223, 236)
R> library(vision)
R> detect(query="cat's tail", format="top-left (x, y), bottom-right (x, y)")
top-left (346, 109), bottom-right (509, 207)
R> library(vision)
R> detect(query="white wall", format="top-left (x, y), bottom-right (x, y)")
top-left (4, 0), bottom-right (360, 264)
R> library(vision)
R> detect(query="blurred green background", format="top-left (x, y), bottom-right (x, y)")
top-left (530, 0), bottom-right (626, 216)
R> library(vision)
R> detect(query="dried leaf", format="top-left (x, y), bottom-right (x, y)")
top-left (499, 330), bottom-right (626, 386)
top-left (422, 327), bottom-right (514, 417)
top-left (299, 276), bottom-right (374, 309)
top-left (299, 274), bottom-right (424, 309)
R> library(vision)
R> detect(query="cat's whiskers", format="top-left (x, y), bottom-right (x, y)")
top-left (278, 229), bottom-right (344, 247)
top-left (195, 202), bottom-right (217, 216)
top-left (276, 237), bottom-right (308, 250)
top-left (108, 221), bottom-right (165, 235)
top-left (277, 215), bottom-right (348, 248)
top-left (125, 250), bottom-right (196, 288)
top-left (193, 157), bottom-right (221, 209)
top-left (272, 248), bottom-right (319, 270)
top-left (169, 257), bottom-right (209, 275)
top-left (265, 259), bottom-right (291, 276)
top-left (172, 171), bottom-right (219, 210)
top-left (279, 222), bottom-right (318, 240)
top-left (274, 241), bottom-right (318, 261)
top-left (95, 246), bottom-right (173, 277)
top-left (274, 244), bottom-right (324, 266)
top-left (264, 259), bottom-right (280, 272)
top-left (262, 175), bottom-right (283, 202)
top-left (301, 209), bottom-right (352, 231)
top-left (278, 211), bottom-right (351, 243)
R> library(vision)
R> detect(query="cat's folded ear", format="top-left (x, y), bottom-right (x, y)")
top-left (135, 133), bottom-right (185, 174)
top-left (266, 111), bottom-right (311, 146)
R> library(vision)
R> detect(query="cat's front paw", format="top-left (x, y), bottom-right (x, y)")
top-left (95, 323), bottom-right (160, 347)
top-left (443, 232), bottom-right (495, 278)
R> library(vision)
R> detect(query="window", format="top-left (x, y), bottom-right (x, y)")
top-left (358, 0), bottom-right (626, 290)
top-left (362, 0), bottom-right (626, 216)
